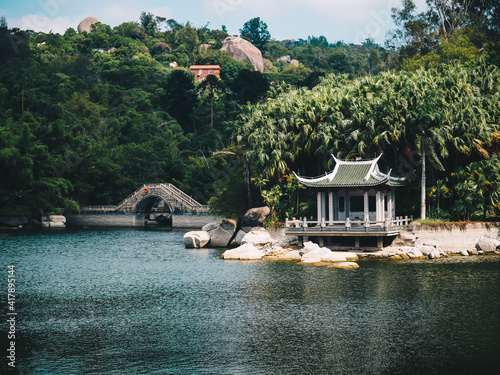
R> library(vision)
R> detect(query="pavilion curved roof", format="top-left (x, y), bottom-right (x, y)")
top-left (293, 154), bottom-right (407, 188)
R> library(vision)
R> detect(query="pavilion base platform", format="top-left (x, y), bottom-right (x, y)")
top-left (289, 231), bottom-right (399, 250)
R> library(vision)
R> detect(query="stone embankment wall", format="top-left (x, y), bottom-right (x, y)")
top-left (65, 214), bottom-right (140, 227)
top-left (396, 222), bottom-right (500, 251)
top-left (65, 213), bottom-right (222, 228)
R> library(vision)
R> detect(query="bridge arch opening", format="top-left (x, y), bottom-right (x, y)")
top-left (135, 195), bottom-right (173, 226)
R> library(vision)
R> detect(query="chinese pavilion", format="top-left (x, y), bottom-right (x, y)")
top-left (286, 154), bottom-right (410, 249)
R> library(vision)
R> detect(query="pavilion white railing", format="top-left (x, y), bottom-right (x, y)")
top-left (285, 216), bottom-right (412, 232)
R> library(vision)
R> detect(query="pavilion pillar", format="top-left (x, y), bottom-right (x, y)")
top-left (316, 191), bottom-right (322, 223)
top-left (363, 190), bottom-right (369, 221)
top-left (387, 191), bottom-right (394, 220)
top-left (321, 192), bottom-right (327, 223)
top-left (333, 191), bottom-right (339, 221)
top-left (376, 191), bottom-right (384, 222)
top-left (377, 237), bottom-right (383, 248)
top-left (328, 191), bottom-right (334, 223)
top-left (391, 191), bottom-right (396, 219)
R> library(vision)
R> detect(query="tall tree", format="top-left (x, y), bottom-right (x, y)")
top-left (239, 17), bottom-right (271, 49)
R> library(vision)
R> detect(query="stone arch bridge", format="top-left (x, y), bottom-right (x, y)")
top-left (70, 184), bottom-right (211, 227)
top-left (81, 183), bottom-right (209, 214)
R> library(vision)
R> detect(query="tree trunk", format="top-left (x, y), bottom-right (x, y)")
top-left (421, 148), bottom-right (426, 220)
top-left (434, 0), bottom-right (448, 41)
top-left (246, 159), bottom-right (253, 209)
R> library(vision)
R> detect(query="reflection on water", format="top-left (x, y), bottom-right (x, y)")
top-left (1, 228), bottom-right (500, 374)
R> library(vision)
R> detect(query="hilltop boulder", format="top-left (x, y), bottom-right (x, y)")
top-left (77, 16), bottom-right (100, 33)
top-left (221, 37), bottom-right (264, 72)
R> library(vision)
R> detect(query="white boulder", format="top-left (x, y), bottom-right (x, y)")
top-left (221, 37), bottom-right (264, 72)
top-left (418, 245), bottom-right (437, 256)
top-left (183, 231), bottom-right (210, 248)
top-left (222, 243), bottom-right (265, 260)
top-left (241, 227), bottom-right (272, 245)
top-left (301, 247), bottom-right (333, 263)
top-left (202, 222), bottom-right (219, 235)
top-left (331, 262), bottom-right (360, 269)
top-left (300, 241), bottom-right (320, 255)
top-left (77, 16), bottom-right (100, 33)
top-left (41, 215), bottom-right (66, 228)
top-left (476, 237), bottom-right (500, 252)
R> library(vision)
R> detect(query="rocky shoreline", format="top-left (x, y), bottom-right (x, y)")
top-left (184, 217), bottom-right (500, 268)
top-left (0, 214), bottom-right (66, 228)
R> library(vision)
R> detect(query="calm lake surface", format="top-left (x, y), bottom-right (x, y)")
top-left (1, 227), bottom-right (500, 375)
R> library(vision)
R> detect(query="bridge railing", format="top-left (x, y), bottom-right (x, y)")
top-left (79, 205), bottom-right (118, 212)
top-left (163, 183), bottom-right (204, 208)
top-left (115, 185), bottom-right (145, 211)
top-left (285, 216), bottom-right (412, 232)
top-left (81, 183), bottom-right (210, 214)
top-left (158, 184), bottom-right (209, 213)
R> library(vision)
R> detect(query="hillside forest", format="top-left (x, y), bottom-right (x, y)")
top-left (1, 0), bottom-right (500, 223)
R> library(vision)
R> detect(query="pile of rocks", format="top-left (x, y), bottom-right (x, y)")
top-left (184, 214), bottom-right (500, 268)
top-left (221, 238), bottom-right (360, 269)
top-left (185, 220), bottom-right (362, 269)
top-left (183, 206), bottom-right (272, 249)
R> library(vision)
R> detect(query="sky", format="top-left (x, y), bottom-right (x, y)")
top-left (0, 0), bottom-right (428, 45)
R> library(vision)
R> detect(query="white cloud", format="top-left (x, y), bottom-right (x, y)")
top-left (9, 14), bottom-right (82, 34)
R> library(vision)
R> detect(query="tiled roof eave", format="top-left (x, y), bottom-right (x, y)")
top-left (303, 181), bottom-right (390, 188)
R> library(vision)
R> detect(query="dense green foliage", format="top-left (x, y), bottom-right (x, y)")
top-left (238, 63), bottom-right (500, 220)
top-left (1, 2), bottom-right (500, 222)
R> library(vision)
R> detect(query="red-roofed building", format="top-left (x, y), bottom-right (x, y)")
top-left (189, 65), bottom-right (221, 82)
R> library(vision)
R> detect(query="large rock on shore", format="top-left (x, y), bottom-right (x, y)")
top-left (77, 16), bottom-right (100, 33)
top-left (301, 247), bottom-right (358, 264)
top-left (221, 37), bottom-right (264, 72)
top-left (300, 241), bottom-right (320, 256)
top-left (392, 231), bottom-right (416, 247)
top-left (183, 231), bottom-right (210, 248)
top-left (0, 215), bottom-right (31, 227)
top-left (301, 247), bottom-right (334, 263)
top-left (41, 215), bottom-right (66, 228)
top-left (476, 237), bottom-right (500, 252)
top-left (221, 243), bottom-right (265, 260)
top-left (202, 222), bottom-right (219, 235)
top-left (241, 227), bottom-right (272, 245)
top-left (210, 219), bottom-right (237, 247)
top-left (241, 206), bottom-right (270, 227)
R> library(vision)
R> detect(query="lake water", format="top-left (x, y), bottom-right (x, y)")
top-left (1, 228), bottom-right (500, 375)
